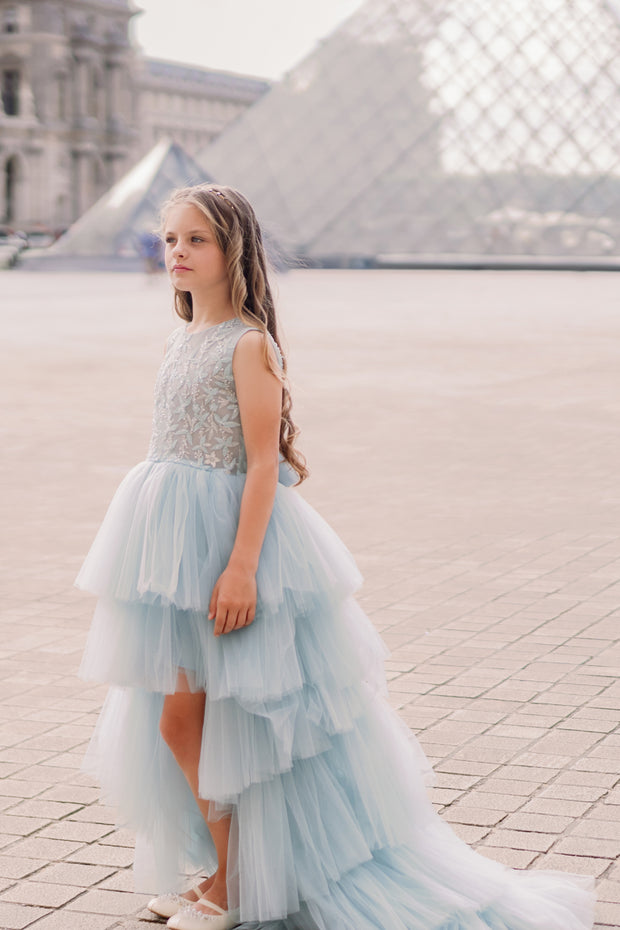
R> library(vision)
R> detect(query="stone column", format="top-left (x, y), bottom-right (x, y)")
top-left (105, 58), bottom-right (122, 128)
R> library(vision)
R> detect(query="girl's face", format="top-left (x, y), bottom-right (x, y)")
top-left (164, 203), bottom-right (230, 295)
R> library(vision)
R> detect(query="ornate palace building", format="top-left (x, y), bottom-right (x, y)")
top-left (0, 0), bottom-right (268, 231)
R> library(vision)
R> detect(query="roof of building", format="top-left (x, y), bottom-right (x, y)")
top-left (143, 58), bottom-right (271, 101)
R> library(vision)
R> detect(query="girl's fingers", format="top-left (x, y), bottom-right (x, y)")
top-left (208, 582), bottom-right (219, 621)
top-left (222, 611), bottom-right (235, 635)
top-left (234, 609), bottom-right (249, 630)
top-left (214, 606), bottom-right (228, 636)
top-left (213, 603), bottom-right (256, 635)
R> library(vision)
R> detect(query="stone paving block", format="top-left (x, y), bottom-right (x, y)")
top-left (540, 783), bottom-right (607, 803)
top-left (528, 730), bottom-right (604, 756)
top-left (442, 806), bottom-right (507, 827)
top-left (428, 787), bottom-right (464, 807)
top-left (555, 836), bottom-right (620, 858)
top-left (0, 781), bottom-right (45, 800)
top-left (97, 870), bottom-right (136, 893)
top-left (572, 820), bottom-right (620, 841)
top-left (476, 779), bottom-right (536, 799)
top-left (434, 760), bottom-right (499, 778)
top-left (22, 709), bottom-right (83, 725)
top-left (0, 815), bottom-right (49, 836)
top-left (0, 749), bottom-right (54, 766)
top-left (39, 785), bottom-right (100, 805)
top-left (4, 767), bottom-right (67, 787)
top-left (447, 823), bottom-right (491, 845)
top-left (491, 724), bottom-right (548, 739)
top-left (9, 800), bottom-right (83, 820)
top-left (520, 797), bottom-right (592, 818)
top-left (111, 919), bottom-right (161, 930)
top-left (573, 757), bottom-right (620, 775)
top-left (511, 751), bottom-right (572, 770)
top-left (0, 762), bottom-right (27, 779)
top-left (70, 805), bottom-right (117, 825)
top-left (66, 845), bottom-right (135, 868)
top-left (432, 772), bottom-right (480, 791)
top-left (501, 812), bottom-right (573, 833)
top-left (457, 791), bottom-right (524, 813)
top-left (5, 837), bottom-right (84, 860)
top-left (0, 881), bottom-right (83, 907)
top-left (482, 829), bottom-right (556, 853)
top-left (33, 863), bottom-right (116, 887)
top-left (533, 853), bottom-right (611, 877)
top-left (590, 805), bottom-right (620, 824)
top-left (39, 821), bottom-right (113, 843)
top-left (557, 770), bottom-right (618, 789)
top-left (0, 901), bottom-right (52, 928)
top-left (26, 912), bottom-right (116, 930)
top-left (452, 744), bottom-right (528, 765)
top-left (476, 847), bottom-right (539, 868)
top-left (0, 858), bottom-right (47, 880)
top-left (99, 829), bottom-right (135, 849)
top-left (595, 901), bottom-right (620, 926)
top-left (598, 882), bottom-right (620, 905)
top-left (67, 889), bottom-right (149, 915)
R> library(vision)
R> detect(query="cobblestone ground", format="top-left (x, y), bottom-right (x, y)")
top-left (0, 268), bottom-right (619, 929)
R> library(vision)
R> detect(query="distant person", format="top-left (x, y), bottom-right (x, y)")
top-left (75, 185), bottom-right (595, 930)
top-left (138, 230), bottom-right (164, 275)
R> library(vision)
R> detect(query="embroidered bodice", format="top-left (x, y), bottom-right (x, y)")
top-left (147, 318), bottom-right (280, 474)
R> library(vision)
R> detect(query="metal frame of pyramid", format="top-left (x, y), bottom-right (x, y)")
top-left (198, 0), bottom-right (620, 268)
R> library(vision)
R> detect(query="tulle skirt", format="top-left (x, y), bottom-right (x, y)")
top-left (76, 458), bottom-right (595, 930)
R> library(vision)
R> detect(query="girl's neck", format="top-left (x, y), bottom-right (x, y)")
top-left (189, 294), bottom-right (236, 330)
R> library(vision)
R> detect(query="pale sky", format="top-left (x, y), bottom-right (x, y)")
top-left (132, 0), bottom-right (365, 80)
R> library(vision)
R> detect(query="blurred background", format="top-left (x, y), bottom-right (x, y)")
top-left (3, 0), bottom-right (620, 271)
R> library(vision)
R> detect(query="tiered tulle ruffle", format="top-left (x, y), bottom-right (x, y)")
top-left (77, 458), bottom-right (595, 930)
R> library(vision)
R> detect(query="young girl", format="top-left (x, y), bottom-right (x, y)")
top-left (77, 184), bottom-right (595, 930)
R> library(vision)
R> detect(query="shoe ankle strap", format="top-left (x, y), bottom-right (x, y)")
top-left (197, 899), bottom-right (226, 915)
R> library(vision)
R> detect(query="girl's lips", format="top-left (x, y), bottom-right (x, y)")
top-left (173, 265), bottom-right (191, 271)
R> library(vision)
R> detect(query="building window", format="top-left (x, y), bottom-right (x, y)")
top-left (3, 5), bottom-right (18, 33)
top-left (2, 69), bottom-right (20, 115)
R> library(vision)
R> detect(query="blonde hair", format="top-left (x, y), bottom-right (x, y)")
top-left (160, 183), bottom-right (309, 485)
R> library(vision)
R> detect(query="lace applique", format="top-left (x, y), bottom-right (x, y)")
top-left (147, 319), bottom-right (280, 474)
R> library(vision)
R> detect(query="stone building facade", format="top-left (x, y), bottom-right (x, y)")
top-left (138, 59), bottom-right (269, 158)
top-left (0, 0), bottom-right (268, 232)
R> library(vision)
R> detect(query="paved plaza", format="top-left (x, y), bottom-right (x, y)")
top-left (1, 267), bottom-right (620, 929)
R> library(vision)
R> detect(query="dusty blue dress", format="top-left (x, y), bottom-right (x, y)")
top-left (76, 318), bottom-right (595, 930)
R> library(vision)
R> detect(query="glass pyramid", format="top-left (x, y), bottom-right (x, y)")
top-left (23, 139), bottom-right (210, 268)
top-left (199, 0), bottom-right (620, 265)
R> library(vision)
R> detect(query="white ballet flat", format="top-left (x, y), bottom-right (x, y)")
top-left (147, 884), bottom-right (204, 920)
top-left (167, 898), bottom-right (241, 930)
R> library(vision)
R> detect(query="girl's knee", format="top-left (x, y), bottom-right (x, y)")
top-left (159, 694), bottom-right (205, 753)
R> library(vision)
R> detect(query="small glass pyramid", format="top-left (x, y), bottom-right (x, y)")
top-left (33, 139), bottom-right (210, 263)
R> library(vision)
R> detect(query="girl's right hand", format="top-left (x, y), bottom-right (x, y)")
top-left (208, 563), bottom-right (257, 636)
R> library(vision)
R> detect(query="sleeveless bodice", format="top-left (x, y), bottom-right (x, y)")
top-left (147, 318), bottom-right (276, 474)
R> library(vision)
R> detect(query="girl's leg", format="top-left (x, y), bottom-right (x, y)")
top-left (160, 671), bottom-right (231, 915)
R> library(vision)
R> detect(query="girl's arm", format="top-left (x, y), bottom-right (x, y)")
top-left (208, 330), bottom-right (283, 636)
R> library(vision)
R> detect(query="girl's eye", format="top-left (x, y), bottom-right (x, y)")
top-left (165, 236), bottom-right (175, 244)
top-left (191, 236), bottom-right (204, 243)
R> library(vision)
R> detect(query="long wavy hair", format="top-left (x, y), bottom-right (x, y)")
top-left (159, 183), bottom-right (309, 485)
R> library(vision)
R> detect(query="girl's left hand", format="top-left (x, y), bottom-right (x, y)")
top-left (208, 564), bottom-right (257, 636)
